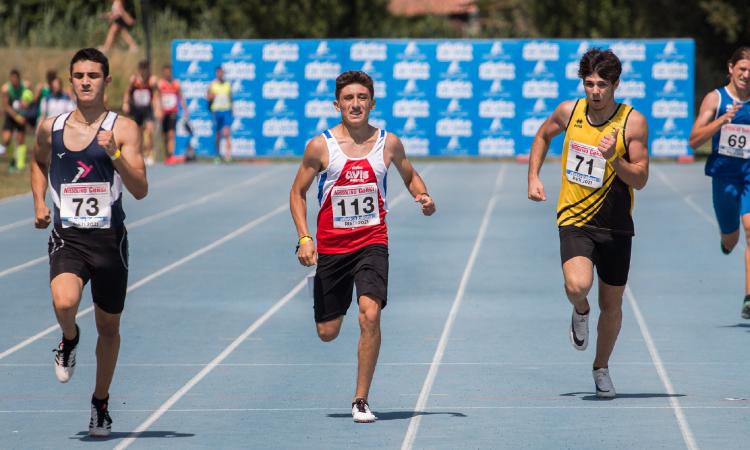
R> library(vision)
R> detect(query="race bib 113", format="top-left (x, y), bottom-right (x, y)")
top-left (331, 183), bottom-right (380, 229)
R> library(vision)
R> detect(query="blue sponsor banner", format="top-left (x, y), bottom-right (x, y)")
top-left (172, 39), bottom-right (694, 158)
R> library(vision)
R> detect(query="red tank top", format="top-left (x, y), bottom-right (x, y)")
top-left (158, 79), bottom-right (180, 114)
top-left (316, 128), bottom-right (389, 254)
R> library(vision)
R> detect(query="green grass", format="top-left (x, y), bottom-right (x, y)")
top-left (0, 153), bottom-right (31, 199)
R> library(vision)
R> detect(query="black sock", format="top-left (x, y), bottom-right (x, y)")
top-left (91, 394), bottom-right (109, 407)
top-left (721, 243), bottom-right (732, 255)
top-left (593, 366), bottom-right (607, 371)
top-left (575, 307), bottom-right (590, 315)
top-left (63, 324), bottom-right (79, 348)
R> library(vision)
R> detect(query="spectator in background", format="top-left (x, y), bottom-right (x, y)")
top-left (207, 66), bottom-right (233, 163)
top-left (2, 69), bottom-right (31, 172)
top-left (32, 70), bottom-right (60, 128)
top-left (158, 64), bottom-right (187, 165)
top-left (100, 0), bottom-right (138, 54)
top-left (123, 60), bottom-right (160, 166)
top-left (38, 76), bottom-right (76, 124)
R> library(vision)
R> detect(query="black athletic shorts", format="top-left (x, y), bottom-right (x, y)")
top-left (131, 106), bottom-right (153, 127)
top-left (114, 17), bottom-right (133, 30)
top-left (559, 226), bottom-right (632, 286)
top-left (313, 244), bottom-right (388, 323)
top-left (3, 113), bottom-right (24, 132)
top-left (48, 225), bottom-right (129, 314)
top-left (162, 113), bottom-right (177, 133)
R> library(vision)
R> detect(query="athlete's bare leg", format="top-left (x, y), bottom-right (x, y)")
top-left (101, 24), bottom-right (120, 53)
top-left (316, 315), bottom-right (344, 342)
top-left (93, 305), bottom-right (121, 400)
top-left (742, 214), bottom-right (750, 295)
top-left (721, 230), bottom-right (740, 253)
top-left (593, 280), bottom-right (624, 368)
top-left (120, 29), bottom-right (138, 52)
top-left (354, 294), bottom-right (381, 401)
top-left (214, 130), bottom-right (221, 160)
top-left (562, 256), bottom-right (593, 314)
top-left (165, 129), bottom-right (175, 158)
top-left (51, 273), bottom-right (84, 340)
top-left (143, 120), bottom-right (154, 163)
top-left (222, 126), bottom-right (231, 161)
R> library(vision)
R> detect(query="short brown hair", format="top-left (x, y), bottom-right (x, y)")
top-left (578, 48), bottom-right (622, 84)
top-left (335, 71), bottom-right (374, 100)
top-left (70, 48), bottom-right (109, 78)
top-left (729, 47), bottom-right (750, 66)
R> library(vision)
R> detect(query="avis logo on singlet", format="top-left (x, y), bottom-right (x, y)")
top-left (344, 166), bottom-right (370, 181)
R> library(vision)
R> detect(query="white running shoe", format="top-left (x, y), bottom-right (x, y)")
top-left (53, 337), bottom-right (77, 383)
top-left (593, 368), bottom-right (616, 398)
top-left (89, 398), bottom-right (112, 437)
top-left (351, 398), bottom-right (377, 423)
top-left (569, 307), bottom-right (589, 351)
top-left (742, 296), bottom-right (750, 320)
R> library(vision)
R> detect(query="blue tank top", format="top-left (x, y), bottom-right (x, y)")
top-left (49, 111), bottom-right (126, 228)
top-left (704, 87), bottom-right (750, 182)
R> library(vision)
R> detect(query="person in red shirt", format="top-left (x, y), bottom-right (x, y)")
top-left (290, 70), bottom-right (435, 423)
top-left (157, 64), bottom-right (187, 164)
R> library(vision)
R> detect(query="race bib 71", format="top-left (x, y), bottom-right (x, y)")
top-left (566, 140), bottom-right (607, 189)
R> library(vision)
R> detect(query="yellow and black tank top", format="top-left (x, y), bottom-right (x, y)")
top-left (557, 99), bottom-right (634, 235)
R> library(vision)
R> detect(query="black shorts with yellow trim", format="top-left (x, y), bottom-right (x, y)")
top-left (559, 225), bottom-right (632, 286)
top-left (313, 244), bottom-right (388, 323)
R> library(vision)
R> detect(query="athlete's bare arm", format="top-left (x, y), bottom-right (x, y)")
top-left (206, 83), bottom-right (215, 103)
top-left (2, 84), bottom-right (15, 117)
top-left (107, 116), bottom-right (147, 199)
top-left (689, 90), bottom-right (737, 149)
top-left (150, 75), bottom-right (162, 119)
top-left (31, 117), bottom-right (54, 228)
top-left (121, 75), bottom-right (133, 114)
top-left (386, 133), bottom-right (435, 216)
top-left (601, 110), bottom-right (649, 190)
top-left (290, 135), bottom-right (327, 266)
top-left (528, 100), bottom-right (576, 202)
top-left (178, 83), bottom-right (188, 117)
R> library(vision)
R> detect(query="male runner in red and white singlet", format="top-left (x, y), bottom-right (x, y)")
top-left (290, 70), bottom-right (435, 423)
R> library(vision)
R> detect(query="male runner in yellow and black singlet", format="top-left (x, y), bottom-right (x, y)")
top-left (527, 48), bottom-right (649, 398)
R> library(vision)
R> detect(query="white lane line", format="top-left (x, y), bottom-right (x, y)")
top-left (0, 192), bottom-right (30, 205)
top-left (0, 218), bottom-right (31, 233)
top-left (0, 166), bottom-right (285, 279)
top-left (0, 404), bottom-right (750, 414)
top-left (401, 164), bottom-right (506, 450)
top-left (0, 256), bottom-right (47, 279)
top-left (148, 165), bottom-right (216, 188)
top-left (0, 204), bottom-right (289, 361)
top-left (4, 360), bottom-right (747, 367)
top-left (652, 166), bottom-right (717, 227)
top-left (127, 166), bottom-right (285, 228)
top-left (684, 195), bottom-right (718, 227)
top-left (112, 275), bottom-right (311, 450)
top-left (626, 286), bottom-right (699, 450)
top-left (111, 166), bottom-right (434, 448)
top-left (3, 405), bottom-right (748, 414)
